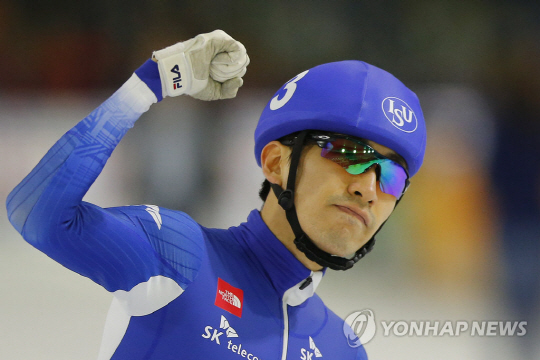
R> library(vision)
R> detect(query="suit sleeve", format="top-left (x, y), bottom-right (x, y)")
top-left (4, 62), bottom-right (197, 292)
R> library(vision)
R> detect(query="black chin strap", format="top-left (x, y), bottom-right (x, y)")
top-left (270, 130), bottom-right (376, 271)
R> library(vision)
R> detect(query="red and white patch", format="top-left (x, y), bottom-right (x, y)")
top-left (214, 278), bottom-right (243, 318)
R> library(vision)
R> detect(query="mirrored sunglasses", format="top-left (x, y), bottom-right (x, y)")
top-left (308, 133), bottom-right (410, 199)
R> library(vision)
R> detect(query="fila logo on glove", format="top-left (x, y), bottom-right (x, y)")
top-left (382, 97), bottom-right (418, 133)
top-left (171, 64), bottom-right (183, 90)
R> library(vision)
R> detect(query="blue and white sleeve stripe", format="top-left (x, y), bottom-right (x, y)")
top-left (5, 73), bottom-right (165, 292)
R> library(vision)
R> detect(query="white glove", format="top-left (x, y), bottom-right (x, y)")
top-left (153, 30), bottom-right (249, 101)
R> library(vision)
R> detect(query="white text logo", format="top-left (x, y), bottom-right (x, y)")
top-left (201, 315), bottom-right (262, 359)
top-left (219, 289), bottom-right (242, 308)
top-left (300, 336), bottom-right (322, 359)
top-left (343, 309), bottom-right (528, 347)
top-left (381, 320), bottom-right (527, 337)
top-left (382, 97), bottom-right (418, 133)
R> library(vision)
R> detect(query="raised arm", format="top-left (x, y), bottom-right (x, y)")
top-left (6, 30), bottom-right (249, 292)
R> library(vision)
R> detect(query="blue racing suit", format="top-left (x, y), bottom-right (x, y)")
top-left (6, 60), bottom-right (368, 360)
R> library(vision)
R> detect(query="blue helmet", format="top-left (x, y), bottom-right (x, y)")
top-left (255, 60), bottom-right (426, 177)
top-left (254, 61), bottom-right (427, 270)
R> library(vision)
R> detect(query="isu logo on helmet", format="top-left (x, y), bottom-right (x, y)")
top-left (382, 97), bottom-right (418, 133)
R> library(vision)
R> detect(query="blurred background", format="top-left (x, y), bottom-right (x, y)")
top-left (1, 1), bottom-right (539, 359)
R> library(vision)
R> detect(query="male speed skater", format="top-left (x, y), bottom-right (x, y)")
top-left (7, 29), bottom-right (426, 359)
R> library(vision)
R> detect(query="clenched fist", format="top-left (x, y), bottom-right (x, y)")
top-left (153, 30), bottom-right (250, 101)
